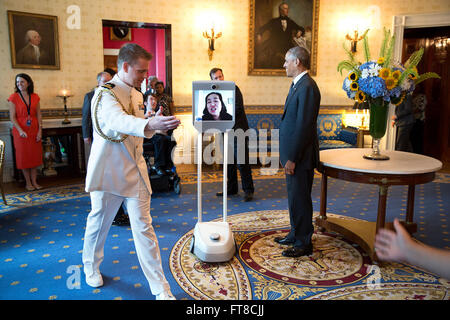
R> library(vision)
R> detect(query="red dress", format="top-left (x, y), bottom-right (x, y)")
top-left (8, 92), bottom-right (43, 169)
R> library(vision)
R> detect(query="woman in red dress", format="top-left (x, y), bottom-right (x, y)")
top-left (8, 73), bottom-right (43, 190)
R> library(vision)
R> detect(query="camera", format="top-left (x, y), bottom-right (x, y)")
top-left (211, 84), bottom-right (217, 90)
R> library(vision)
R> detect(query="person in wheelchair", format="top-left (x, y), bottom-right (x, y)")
top-left (143, 91), bottom-right (176, 176)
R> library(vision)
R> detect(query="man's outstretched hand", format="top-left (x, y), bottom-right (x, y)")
top-left (147, 107), bottom-right (180, 131)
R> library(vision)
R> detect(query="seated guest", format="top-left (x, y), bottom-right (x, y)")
top-left (143, 92), bottom-right (176, 176)
top-left (202, 92), bottom-right (232, 121)
top-left (154, 81), bottom-right (174, 116)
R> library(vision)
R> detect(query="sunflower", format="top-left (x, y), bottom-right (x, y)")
top-left (350, 81), bottom-right (359, 91)
top-left (385, 76), bottom-right (397, 90)
top-left (355, 90), bottom-right (366, 103)
top-left (379, 68), bottom-right (391, 80)
top-left (377, 57), bottom-right (385, 64)
top-left (348, 71), bottom-right (358, 81)
top-left (391, 70), bottom-right (401, 81)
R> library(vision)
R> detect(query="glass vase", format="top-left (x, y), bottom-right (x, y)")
top-left (363, 97), bottom-right (390, 160)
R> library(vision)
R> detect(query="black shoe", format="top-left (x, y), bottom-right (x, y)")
top-left (274, 236), bottom-right (295, 246)
top-left (216, 191), bottom-right (237, 196)
top-left (244, 192), bottom-right (253, 202)
top-left (282, 244), bottom-right (313, 258)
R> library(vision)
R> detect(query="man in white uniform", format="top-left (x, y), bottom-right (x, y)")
top-left (82, 43), bottom-right (180, 300)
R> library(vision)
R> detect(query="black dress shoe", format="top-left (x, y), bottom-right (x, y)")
top-left (282, 244), bottom-right (313, 258)
top-left (216, 191), bottom-right (237, 196)
top-left (244, 192), bottom-right (253, 202)
top-left (274, 236), bottom-right (295, 246)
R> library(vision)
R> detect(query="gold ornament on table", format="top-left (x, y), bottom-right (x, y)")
top-left (43, 137), bottom-right (57, 176)
top-left (338, 28), bottom-right (440, 160)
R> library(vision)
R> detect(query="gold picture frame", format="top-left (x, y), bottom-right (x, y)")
top-left (248, 0), bottom-right (319, 76)
top-left (8, 10), bottom-right (60, 70)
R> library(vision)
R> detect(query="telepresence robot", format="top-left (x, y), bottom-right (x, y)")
top-left (189, 81), bottom-right (236, 263)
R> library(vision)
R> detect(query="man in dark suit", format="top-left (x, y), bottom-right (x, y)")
top-left (275, 46), bottom-right (321, 257)
top-left (392, 94), bottom-right (414, 152)
top-left (256, 2), bottom-right (304, 69)
top-left (82, 71), bottom-right (112, 153)
top-left (210, 68), bottom-right (255, 202)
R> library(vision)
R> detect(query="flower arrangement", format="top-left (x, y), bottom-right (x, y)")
top-left (338, 28), bottom-right (440, 106)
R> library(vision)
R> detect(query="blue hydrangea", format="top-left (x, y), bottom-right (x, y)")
top-left (358, 76), bottom-right (386, 99)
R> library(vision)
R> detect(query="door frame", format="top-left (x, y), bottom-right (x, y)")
top-left (101, 19), bottom-right (172, 95)
top-left (384, 12), bottom-right (450, 151)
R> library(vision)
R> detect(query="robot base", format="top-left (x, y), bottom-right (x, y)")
top-left (190, 221), bottom-right (236, 263)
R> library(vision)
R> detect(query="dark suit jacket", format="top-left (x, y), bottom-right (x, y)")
top-left (82, 90), bottom-right (95, 140)
top-left (233, 86), bottom-right (249, 131)
top-left (280, 73), bottom-right (321, 170)
top-left (394, 94), bottom-right (414, 127)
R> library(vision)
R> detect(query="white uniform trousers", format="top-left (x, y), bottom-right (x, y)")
top-left (82, 184), bottom-right (170, 295)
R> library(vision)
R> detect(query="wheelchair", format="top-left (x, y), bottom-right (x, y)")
top-left (143, 135), bottom-right (181, 194)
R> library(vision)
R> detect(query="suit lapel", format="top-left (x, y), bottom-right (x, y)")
top-left (282, 73), bottom-right (309, 120)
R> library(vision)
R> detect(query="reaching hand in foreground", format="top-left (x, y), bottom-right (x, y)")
top-left (375, 218), bottom-right (450, 280)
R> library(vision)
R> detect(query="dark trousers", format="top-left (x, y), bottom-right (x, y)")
top-left (227, 137), bottom-right (254, 194)
top-left (151, 134), bottom-right (174, 170)
top-left (285, 168), bottom-right (314, 248)
top-left (395, 124), bottom-right (413, 152)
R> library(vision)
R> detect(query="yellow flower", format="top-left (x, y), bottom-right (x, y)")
top-left (392, 70), bottom-right (401, 80)
top-left (350, 81), bottom-right (359, 91)
top-left (348, 72), bottom-right (358, 81)
top-left (385, 76), bottom-right (397, 90)
top-left (356, 90), bottom-right (365, 103)
top-left (377, 57), bottom-right (385, 64)
top-left (379, 68), bottom-right (391, 80)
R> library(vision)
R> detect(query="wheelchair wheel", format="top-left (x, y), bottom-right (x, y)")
top-left (174, 177), bottom-right (181, 194)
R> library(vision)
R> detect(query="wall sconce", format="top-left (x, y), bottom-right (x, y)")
top-left (57, 89), bottom-right (72, 124)
top-left (203, 27), bottom-right (222, 61)
top-left (346, 29), bottom-right (369, 53)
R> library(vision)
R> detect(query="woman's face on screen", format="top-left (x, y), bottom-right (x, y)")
top-left (206, 93), bottom-right (221, 119)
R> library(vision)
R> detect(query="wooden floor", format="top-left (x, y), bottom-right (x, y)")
top-left (3, 162), bottom-right (450, 195)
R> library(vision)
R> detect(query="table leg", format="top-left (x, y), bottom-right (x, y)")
top-left (376, 185), bottom-right (388, 233)
top-left (406, 184), bottom-right (415, 224)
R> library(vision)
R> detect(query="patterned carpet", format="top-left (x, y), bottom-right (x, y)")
top-left (0, 169), bottom-right (449, 300)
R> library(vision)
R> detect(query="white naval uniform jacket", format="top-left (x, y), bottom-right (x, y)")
top-left (85, 74), bottom-right (154, 198)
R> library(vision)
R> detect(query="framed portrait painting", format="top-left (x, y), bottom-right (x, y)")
top-left (8, 11), bottom-right (60, 70)
top-left (248, 0), bottom-right (319, 76)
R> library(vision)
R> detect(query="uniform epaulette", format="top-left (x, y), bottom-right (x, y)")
top-left (101, 83), bottom-right (115, 90)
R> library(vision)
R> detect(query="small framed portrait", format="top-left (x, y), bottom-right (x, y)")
top-left (248, 0), bottom-right (320, 76)
top-left (8, 10), bottom-right (60, 70)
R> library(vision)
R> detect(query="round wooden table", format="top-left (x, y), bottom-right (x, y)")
top-left (316, 148), bottom-right (442, 261)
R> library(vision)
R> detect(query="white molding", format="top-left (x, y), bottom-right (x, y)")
top-left (103, 48), bottom-right (119, 56)
top-left (385, 12), bottom-right (450, 151)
